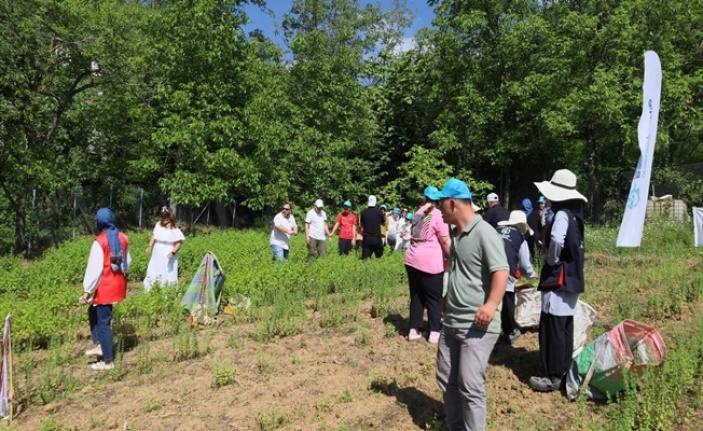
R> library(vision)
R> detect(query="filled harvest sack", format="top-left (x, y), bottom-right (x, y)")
top-left (514, 287), bottom-right (596, 356)
top-left (566, 319), bottom-right (666, 400)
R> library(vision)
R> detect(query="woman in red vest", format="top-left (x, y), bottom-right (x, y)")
top-left (80, 208), bottom-right (130, 371)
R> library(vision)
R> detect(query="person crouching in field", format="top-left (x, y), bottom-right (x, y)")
top-left (80, 208), bottom-right (131, 371)
top-left (529, 169), bottom-right (587, 392)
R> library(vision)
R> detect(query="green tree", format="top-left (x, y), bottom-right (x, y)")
top-left (279, 0), bottom-right (390, 207)
top-left (0, 0), bottom-right (144, 252)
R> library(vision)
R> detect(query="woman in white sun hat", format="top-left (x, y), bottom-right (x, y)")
top-left (528, 169), bottom-right (587, 393)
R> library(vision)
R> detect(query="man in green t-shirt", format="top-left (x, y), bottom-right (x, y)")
top-left (436, 178), bottom-right (509, 431)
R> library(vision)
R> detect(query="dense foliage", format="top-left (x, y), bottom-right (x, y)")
top-left (1, 0), bottom-right (702, 254)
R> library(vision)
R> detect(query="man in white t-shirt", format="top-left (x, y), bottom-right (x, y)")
top-left (305, 199), bottom-right (331, 262)
top-left (270, 203), bottom-right (298, 262)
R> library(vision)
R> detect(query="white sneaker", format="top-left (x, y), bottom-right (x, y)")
top-left (408, 328), bottom-right (422, 341)
top-left (90, 361), bottom-right (114, 371)
top-left (85, 345), bottom-right (103, 357)
top-left (428, 331), bottom-right (440, 344)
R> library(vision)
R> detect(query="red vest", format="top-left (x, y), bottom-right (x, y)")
top-left (94, 231), bottom-right (129, 305)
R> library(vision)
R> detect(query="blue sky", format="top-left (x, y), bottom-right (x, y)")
top-left (243, 0), bottom-right (435, 49)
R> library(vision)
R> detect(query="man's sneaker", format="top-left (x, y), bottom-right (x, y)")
top-left (528, 375), bottom-right (562, 392)
top-left (428, 331), bottom-right (440, 344)
top-left (508, 329), bottom-right (522, 344)
top-left (85, 345), bottom-right (103, 357)
top-left (90, 361), bottom-right (115, 371)
top-left (408, 328), bottom-right (423, 341)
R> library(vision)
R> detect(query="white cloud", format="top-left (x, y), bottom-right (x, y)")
top-left (392, 37), bottom-right (416, 55)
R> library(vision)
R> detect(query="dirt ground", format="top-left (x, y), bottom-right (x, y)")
top-left (11, 300), bottom-right (605, 431)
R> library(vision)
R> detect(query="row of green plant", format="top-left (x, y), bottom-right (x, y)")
top-left (0, 229), bottom-right (405, 343)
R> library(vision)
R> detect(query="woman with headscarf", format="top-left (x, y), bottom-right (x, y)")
top-left (528, 170), bottom-right (587, 392)
top-left (404, 186), bottom-right (451, 343)
top-left (144, 207), bottom-right (185, 291)
top-left (80, 208), bottom-right (131, 371)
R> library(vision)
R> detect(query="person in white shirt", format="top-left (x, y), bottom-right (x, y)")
top-left (395, 211), bottom-right (413, 251)
top-left (144, 207), bottom-right (185, 291)
top-left (386, 207), bottom-right (401, 250)
top-left (270, 203), bottom-right (298, 262)
top-left (305, 199), bottom-right (331, 262)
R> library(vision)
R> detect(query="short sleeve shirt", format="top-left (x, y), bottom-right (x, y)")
top-left (270, 212), bottom-right (297, 249)
top-left (403, 204), bottom-right (450, 275)
top-left (305, 209), bottom-right (328, 240)
top-left (444, 215), bottom-right (509, 334)
top-left (335, 212), bottom-right (357, 240)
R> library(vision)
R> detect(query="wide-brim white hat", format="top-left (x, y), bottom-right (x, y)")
top-left (534, 169), bottom-right (587, 203)
top-left (498, 210), bottom-right (533, 235)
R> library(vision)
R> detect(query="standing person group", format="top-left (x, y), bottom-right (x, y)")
top-left (427, 169), bottom-right (586, 430)
top-left (144, 207), bottom-right (185, 291)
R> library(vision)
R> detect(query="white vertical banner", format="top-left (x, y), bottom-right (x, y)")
top-left (617, 51), bottom-right (662, 247)
top-left (694, 208), bottom-right (703, 247)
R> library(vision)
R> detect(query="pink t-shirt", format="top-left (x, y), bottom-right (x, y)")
top-left (403, 204), bottom-right (449, 274)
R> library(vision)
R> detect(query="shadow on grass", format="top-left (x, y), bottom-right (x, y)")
top-left (396, 386), bottom-right (445, 429)
top-left (370, 380), bottom-right (445, 430)
top-left (489, 336), bottom-right (541, 384)
top-left (383, 313), bottom-right (410, 336)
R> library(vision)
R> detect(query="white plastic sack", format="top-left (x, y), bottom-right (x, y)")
top-left (514, 287), bottom-right (596, 357)
top-left (573, 300), bottom-right (597, 357)
top-left (515, 287), bottom-right (541, 329)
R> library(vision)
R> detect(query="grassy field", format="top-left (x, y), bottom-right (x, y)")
top-left (1, 220), bottom-right (702, 430)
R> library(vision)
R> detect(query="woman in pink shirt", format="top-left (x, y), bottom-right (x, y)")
top-left (404, 186), bottom-right (451, 343)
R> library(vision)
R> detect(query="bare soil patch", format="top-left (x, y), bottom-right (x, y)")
top-left (9, 296), bottom-right (616, 431)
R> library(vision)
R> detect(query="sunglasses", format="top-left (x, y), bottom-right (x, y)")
top-left (282, 207), bottom-right (291, 211)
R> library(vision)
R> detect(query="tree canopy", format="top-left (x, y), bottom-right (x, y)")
top-left (1, 0), bottom-right (702, 253)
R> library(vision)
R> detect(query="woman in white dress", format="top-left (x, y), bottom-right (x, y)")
top-left (144, 207), bottom-right (185, 291)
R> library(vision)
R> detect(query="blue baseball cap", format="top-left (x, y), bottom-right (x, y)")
top-left (538, 196), bottom-right (545, 203)
top-left (393, 207), bottom-right (400, 214)
top-left (438, 178), bottom-right (473, 200)
top-left (423, 186), bottom-right (442, 201)
top-left (343, 200), bottom-right (352, 208)
top-left (405, 213), bottom-right (414, 220)
top-left (380, 204), bottom-right (387, 210)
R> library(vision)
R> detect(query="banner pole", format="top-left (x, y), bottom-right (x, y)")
top-left (8, 317), bottom-right (12, 423)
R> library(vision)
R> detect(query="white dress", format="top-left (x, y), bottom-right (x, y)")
top-left (144, 223), bottom-right (185, 291)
